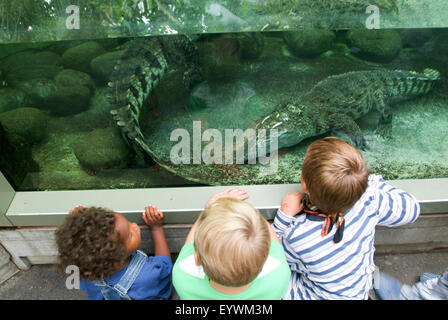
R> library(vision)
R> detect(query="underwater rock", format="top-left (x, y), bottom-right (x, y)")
top-left (5, 64), bottom-right (63, 87)
top-left (189, 80), bottom-right (260, 114)
top-left (0, 107), bottom-right (48, 143)
top-left (96, 38), bottom-right (128, 51)
top-left (15, 77), bottom-right (91, 116)
top-left (345, 29), bottom-right (402, 63)
top-left (15, 78), bottom-right (58, 106)
top-left (71, 87), bottom-right (115, 130)
top-left (45, 84), bottom-right (91, 116)
top-left (282, 30), bottom-right (336, 58)
top-left (89, 50), bottom-right (124, 83)
top-left (418, 31), bottom-right (448, 62)
top-left (73, 127), bottom-right (132, 175)
top-left (234, 33), bottom-right (265, 59)
top-left (0, 123), bottom-right (39, 189)
top-left (0, 88), bottom-right (31, 113)
top-left (0, 50), bottom-right (61, 74)
top-left (401, 29), bottom-right (433, 48)
top-left (61, 41), bottom-right (106, 73)
top-left (200, 35), bottom-right (252, 82)
top-left (54, 69), bottom-right (95, 90)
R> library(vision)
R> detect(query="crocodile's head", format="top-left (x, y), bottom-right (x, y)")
top-left (254, 103), bottom-right (316, 154)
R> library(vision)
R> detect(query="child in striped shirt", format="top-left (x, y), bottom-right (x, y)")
top-left (273, 137), bottom-right (420, 300)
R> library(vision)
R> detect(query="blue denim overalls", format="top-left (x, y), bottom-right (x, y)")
top-left (92, 250), bottom-right (147, 300)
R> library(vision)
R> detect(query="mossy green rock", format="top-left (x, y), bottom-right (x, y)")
top-left (0, 107), bottom-right (48, 143)
top-left (54, 69), bottom-right (95, 90)
top-left (61, 41), bottom-right (106, 73)
top-left (14, 77), bottom-right (91, 115)
top-left (0, 123), bottom-right (39, 188)
top-left (0, 88), bottom-right (31, 113)
top-left (346, 29), bottom-right (402, 62)
top-left (15, 78), bottom-right (58, 105)
top-left (283, 30), bottom-right (336, 58)
top-left (90, 50), bottom-right (124, 83)
top-left (45, 84), bottom-right (91, 116)
top-left (73, 127), bottom-right (132, 174)
top-left (5, 65), bottom-right (63, 87)
top-left (0, 50), bottom-right (61, 74)
top-left (235, 32), bottom-right (265, 59)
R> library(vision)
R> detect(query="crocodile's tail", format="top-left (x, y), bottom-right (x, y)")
top-left (423, 68), bottom-right (440, 81)
top-left (109, 37), bottom-right (168, 158)
top-left (395, 68), bottom-right (440, 97)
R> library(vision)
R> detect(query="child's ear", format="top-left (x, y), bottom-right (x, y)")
top-left (300, 176), bottom-right (308, 193)
top-left (194, 251), bottom-right (201, 266)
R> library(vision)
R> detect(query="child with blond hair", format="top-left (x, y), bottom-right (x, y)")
top-left (172, 188), bottom-right (291, 299)
top-left (274, 137), bottom-right (420, 300)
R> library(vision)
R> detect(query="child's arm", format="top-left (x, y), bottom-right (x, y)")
top-left (272, 191), bottom-right (305, 238)
top-left (266, 220), bottom-right (280, 242)
top-left (184, 187), bottom-right (250, 244)
top-left (374, 177), bottom-right (420, 227)
top-left (142, 206), bottom-right (171, 259)
top-left (184, 220), bottom-right (198, 244)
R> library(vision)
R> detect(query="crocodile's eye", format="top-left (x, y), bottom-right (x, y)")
top-left (287, 104), bottom-right (296, 111)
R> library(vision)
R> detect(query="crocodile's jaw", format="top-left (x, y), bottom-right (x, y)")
top-left (255, 106), bottom-right (316, 152)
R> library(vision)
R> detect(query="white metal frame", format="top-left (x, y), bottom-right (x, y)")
top-left (2, 175), bottom-right (448, 226)
top-left (0, 172), bottom-right (14, 226)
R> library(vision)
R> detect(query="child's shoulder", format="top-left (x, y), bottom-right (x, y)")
top-left (367, 174), bottom-right (385, 186)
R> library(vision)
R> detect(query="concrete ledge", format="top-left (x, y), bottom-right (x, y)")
top-left (0, 244), bottom-right (19, 284)
top-left (1, 214), bottom-right (448, 268)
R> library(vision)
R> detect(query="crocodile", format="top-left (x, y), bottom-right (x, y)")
top-left (108, 35), bottom-right (203, 160)
top-left (255, 68), bottom-right (440, 151)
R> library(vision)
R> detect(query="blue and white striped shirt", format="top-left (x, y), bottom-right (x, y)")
top-left (273, 174), bottom-right (420, 300)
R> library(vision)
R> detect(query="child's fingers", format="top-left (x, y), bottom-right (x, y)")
top-left (223, 188), bottom-right (233, 195)
top-left (142, 210), bottom-right (151, 224)
top-left (228, 187), bottom-right (249, 200)
top-left (146, 206), bottom-right (164, 221)
top-left (144, 206), bottom-right (157, 223)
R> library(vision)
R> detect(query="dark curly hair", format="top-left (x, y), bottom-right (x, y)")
top-left (55, 207), bottom-right (129, 281)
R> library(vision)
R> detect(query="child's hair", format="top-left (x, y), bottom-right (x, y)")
top-left (55, 207), bottom-right (129, 281)
top-left (194, 198), bottom-right (270, 287)
top-left (301, 137), bottom-right (369, 214)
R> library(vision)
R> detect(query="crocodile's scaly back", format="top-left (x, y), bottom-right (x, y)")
top-left (109, 36), bottom-right (203, 159)
top-left (109, 37), bottom-right (168, 158)
top-left (304, 68), bottom-right (440, 116)
top-left (256, 68), bottom-right (440, 150)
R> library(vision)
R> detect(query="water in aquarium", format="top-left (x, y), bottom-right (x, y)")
top-left (1, 1), bottom-right (448, 191)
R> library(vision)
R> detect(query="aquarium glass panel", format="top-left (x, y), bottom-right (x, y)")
top-left (1, 1), bottom-right (448, 190)
top-left (1, 1), bottom-right (448, 43)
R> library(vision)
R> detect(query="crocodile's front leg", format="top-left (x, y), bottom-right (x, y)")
top-left (160, 35), bottom-right (204, 90)
top-left (328, 113), bottom-right (367, 149)
top-left (373, 89), bottom-right (393, 138)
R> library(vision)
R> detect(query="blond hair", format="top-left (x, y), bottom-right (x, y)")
top-left (194, 198), bottom-right (270, 287)
top-left (302, 137), bottom-right (368, 214)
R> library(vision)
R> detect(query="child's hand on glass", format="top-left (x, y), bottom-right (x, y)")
top-left (205, 187), bottom-right (249, 208)
top-left (142, 206), bottom-right (164, 230)
top-left (280, 192), bottom-right (305, 217)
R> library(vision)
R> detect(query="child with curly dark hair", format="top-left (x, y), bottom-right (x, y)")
top-left (55, 205), bottom-right (172, 300)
